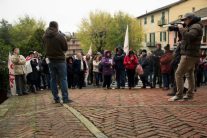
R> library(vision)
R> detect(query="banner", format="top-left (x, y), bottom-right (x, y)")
top-left (87, 45), bottom-right (92, 56)
top-left (123, 25), bottom-right (129, 55)
top-left (8, 53), bottom-right (16, 96)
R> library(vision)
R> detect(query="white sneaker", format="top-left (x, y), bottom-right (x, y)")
top-left (168, 96), bottom-right (182, 102)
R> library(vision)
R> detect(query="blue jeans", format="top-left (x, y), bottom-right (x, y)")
top-left (93, 72), bottom-right (100, 86)
top-left (15, 74), bottom-right (26, 95)
top-left (162, 73), bottom-right (170, 88)
top-left (48, 62), bottom-right (69, 102)
top-left (115, 69), bottom-right (125, 88)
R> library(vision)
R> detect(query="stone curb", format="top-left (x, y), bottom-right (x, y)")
top-left (63, 103), bottom-right (108, 138)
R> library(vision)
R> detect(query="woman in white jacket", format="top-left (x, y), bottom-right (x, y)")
top-left (93, 55), bottom-right (102, 87)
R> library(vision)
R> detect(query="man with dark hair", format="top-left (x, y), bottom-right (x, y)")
top-left (152, 43), bottom-right (164, 88)
top-left (43, 21), bottom-right (71, 103)
top-left (169, 13), bottom-right (203, 101)
top-left (114, 47), bottom-right (125, 89)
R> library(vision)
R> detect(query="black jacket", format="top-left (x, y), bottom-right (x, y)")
top-left (43, 27), bottom-right (68, 62)
top-left (180, 19), bottom-right (203, 57)
top-left (114, 47), bottom-right (125, 70)
top-left (73, 59), bottom-right (87, 73)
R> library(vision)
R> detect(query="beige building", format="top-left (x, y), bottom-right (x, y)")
top-left (137, 0), bottom-right (207, 50)
top-left (65, 33), bottom-right (82, 57)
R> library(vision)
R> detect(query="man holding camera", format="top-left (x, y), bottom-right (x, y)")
top-left (168, 13), bottom-right (203, 101)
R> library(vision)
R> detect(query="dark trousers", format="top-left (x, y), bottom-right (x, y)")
top-left (153, 70), bottom-right (162, 87)
top-left (88, 71), bottom-right (93, 85)
top-left (162, 73), bottom-right (171, 88)
top-left (197, 69), bottom-right (203, 87)
top-left (126, 69), bottom-right (135, 88)
top-left (171, 66), bottom-right (178, 94)
top-left (103, 75), bottom-right (112, 88)
top-left (74, 71), bottom-right (85, 89)
top-left (93, 72), bottom-right (100, 86)
top-left (67, 73), bottom-right (74, 88)
top-left (140, 75), bottom-right (152, 87)
top-left (115, 69), bottom-right (125, 88)
top-left (15, 75), bottom-right (26, 95)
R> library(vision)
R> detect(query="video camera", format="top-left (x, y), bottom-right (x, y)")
top-left (168, 22), bottom-right (185, 32)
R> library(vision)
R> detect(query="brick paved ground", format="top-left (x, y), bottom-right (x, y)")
top-left (0, 86), bottom-right (207, 138)
top-left (69, 86), bottom-right (207, 138)
top-left (0, 92), bottom-right (94, 138)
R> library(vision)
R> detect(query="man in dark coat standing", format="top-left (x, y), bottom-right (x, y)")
top-left (113, 47), bottom-right (126, 89)
top-left (43, 21), bottom-right (70, 103)
top-left (152, 44), bottom-right (164, 88)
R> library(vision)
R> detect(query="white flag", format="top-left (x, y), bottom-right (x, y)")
top-left (8, 53), bottom-right (16, 96)
top-left (87, 45), bottom-right (92, 56)
top-left (123, 25), bottom-right (129, 55)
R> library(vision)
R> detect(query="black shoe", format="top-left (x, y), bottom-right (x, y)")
top-left (23, 92), bottom-right (29, 95)
top-left (55, 99), bottom-right (60, 103)
top-left (63, 100), bottom-right (73, 104)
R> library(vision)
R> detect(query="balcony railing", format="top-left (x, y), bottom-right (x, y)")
top-left (146, 42), bottom-right (156, 47)
top-left (158, 19), bottom-right (167, 26)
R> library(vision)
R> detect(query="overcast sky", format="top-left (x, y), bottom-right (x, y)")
top-left (0, 0), bottom-right (179, 32)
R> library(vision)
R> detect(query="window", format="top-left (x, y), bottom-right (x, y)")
top-left (144, 17), bottom-right (147, 24)
top-left (160, 32), bottom-right (162, 41)
top-left (150, 33), bottom-right (155, 45)
top-left (145, 34), bottom-right (147, 42)
top-left (161, 12), bottom-right (165, 19)
top-left (163, 32), bottom-right (167, 42)
top-left (151, 15), bottom-right (154, 23)
top-left (192, 7), bottom-right (195, 12)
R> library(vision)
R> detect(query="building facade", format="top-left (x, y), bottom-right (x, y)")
top-left (137, 0), bottom-right (207, 50)
top-left (65, 33), bottom-right (82, 57)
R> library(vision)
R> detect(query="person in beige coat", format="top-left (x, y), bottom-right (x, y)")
top-left (11, 48), bottom-right (27, 96)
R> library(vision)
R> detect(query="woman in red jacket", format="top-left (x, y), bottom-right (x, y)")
top-left (160, 45), bottom-right (173, 90)
top-left (124, 50), bottom-right (138, 89)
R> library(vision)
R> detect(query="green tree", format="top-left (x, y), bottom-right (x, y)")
top-left (77, 11), bottom-right (143, 53)
top-left (27, 28), bottom-right (45, 54)
top-left (77, 11), bottom-right (112, 53)
top-left (0, 19), bottom-right (13, 69)
top-left (0, 19), bottom-right (12, 45)
top-left (9, 15), bottom-right (46, 55)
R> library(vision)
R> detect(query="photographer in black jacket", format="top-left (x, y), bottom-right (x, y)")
top-left (169, 13), bottom-right (203, 101)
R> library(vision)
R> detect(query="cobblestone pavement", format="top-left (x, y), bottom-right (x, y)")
top-left (0, 86), bottom-right (207, 138)
top-left (69, 86), bottom-right (207, 138)
top-left (0, 92), bottom-right (94, 138)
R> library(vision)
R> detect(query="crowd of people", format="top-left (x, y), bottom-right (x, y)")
top-left (11, 12), bottom-right (205, 102)
top-left (11, 48), bottom-right (50, 96)
top-left (65, 44), bottom-right (207, 93)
